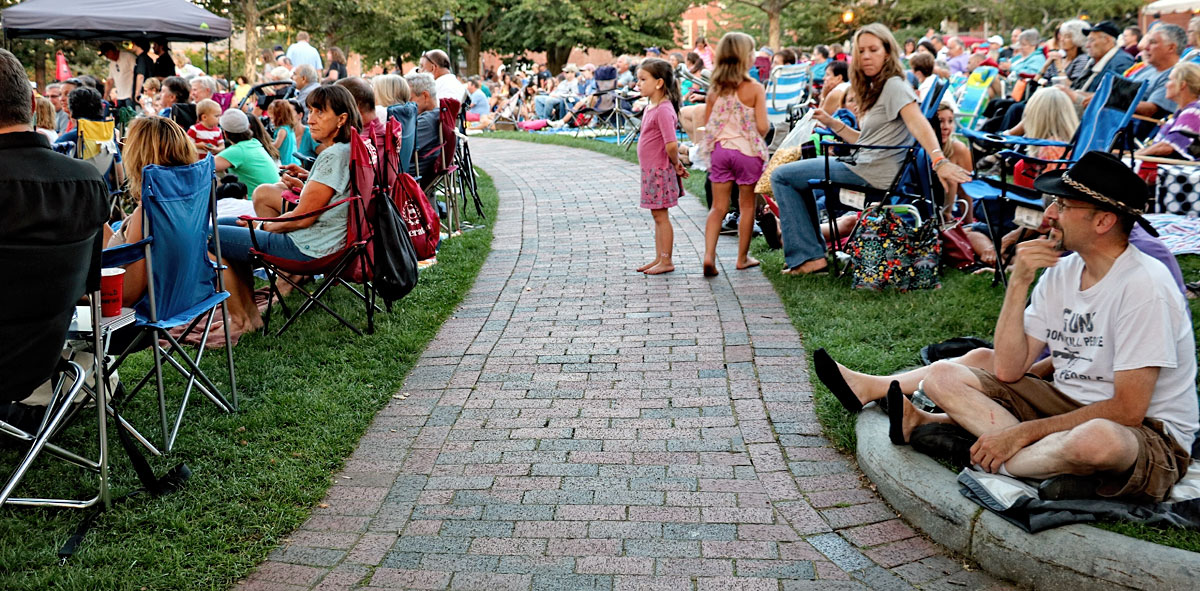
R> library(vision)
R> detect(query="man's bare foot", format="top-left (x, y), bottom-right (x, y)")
top-left (637, 258), bottom-right (661, 272)
top-left (781, 258), bottom-right (828, 275)
top-left (736, 257), bottom-right (760, 270)
top-left (644, 262), bottom-right (675, 275)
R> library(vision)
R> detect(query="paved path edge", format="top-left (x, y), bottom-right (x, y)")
top-left (856, 410), bottom-right (1200, 591)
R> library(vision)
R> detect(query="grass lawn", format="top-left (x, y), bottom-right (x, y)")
top-left (0, 171), bottom-right (499, 590)
top-left (485, 129), bottom-right (1200, 553)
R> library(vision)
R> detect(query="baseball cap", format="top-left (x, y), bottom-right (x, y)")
top-left (1083, 20), bottom-right (1121, 39)
top-left (219, 108), bottom-right (250, 134)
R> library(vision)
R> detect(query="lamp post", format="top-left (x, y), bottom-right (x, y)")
top-left (441, 10), bottom-right (455, 73)
top-left (842, 9), bottom-right (855, 26)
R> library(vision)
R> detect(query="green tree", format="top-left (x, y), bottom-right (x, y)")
top-left (495, 0), bottom-right (687, 74)
top-left (454, 0), bottom-right (514, 76)
top-left (729, 0), bottom-right (808, 49)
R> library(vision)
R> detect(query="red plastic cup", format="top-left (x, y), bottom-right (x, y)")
top-left (100, 268), bottom-right (126, 317)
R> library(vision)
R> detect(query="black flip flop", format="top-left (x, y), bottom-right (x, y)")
top-left (812, 348), bottom-right (862, 414)
top-left (887, 380), bottom-right (906, 445)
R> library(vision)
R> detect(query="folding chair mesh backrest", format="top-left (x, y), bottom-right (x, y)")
top-left (387, 102), bottom-right (419, 174)
top-left (766, 65), bottom-right (809, 125)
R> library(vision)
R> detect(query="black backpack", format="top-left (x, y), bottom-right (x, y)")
top-left (371, 186), bottom-right (419, 307)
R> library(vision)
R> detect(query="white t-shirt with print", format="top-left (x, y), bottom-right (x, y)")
top-left (109, 50), bottom-right (138, 100)
top-left (1024, 244), bottom-right (1198, 450)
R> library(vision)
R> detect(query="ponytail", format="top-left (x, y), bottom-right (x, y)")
top-left (639, 58), bottom-right (681, 115)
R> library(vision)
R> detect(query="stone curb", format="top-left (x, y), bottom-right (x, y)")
top-left (856, 409), bottom-right (1200, 591)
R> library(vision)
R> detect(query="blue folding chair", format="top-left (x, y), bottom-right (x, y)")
top-left (105, 156), bottom-right (237, 453)
top-left (958, 73), bottom-right (1146, 283)
top-left (815, 79), bottom-right (949, 272)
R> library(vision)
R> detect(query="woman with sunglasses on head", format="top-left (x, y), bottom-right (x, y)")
top-left (769, 23), bottom-right (971, 275)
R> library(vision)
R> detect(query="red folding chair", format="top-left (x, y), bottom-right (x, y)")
top-left (240, 128), bottom-right (380, 336)
top-left (376, 116), bottom-right (441, 261)
top-left (417, 98), bottom-right (462, 233)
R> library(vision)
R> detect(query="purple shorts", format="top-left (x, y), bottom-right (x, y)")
top-left (709, 142), bottom-right (766, 186)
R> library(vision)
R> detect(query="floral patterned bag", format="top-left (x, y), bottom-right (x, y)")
top-left (847, 204), bottom-right (940, 291)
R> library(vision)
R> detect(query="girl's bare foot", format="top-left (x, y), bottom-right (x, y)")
top-left (644, 262), bottom-right (675, 275)
top-left (736, 257), bottom-right (760, 270)
top-left (637, 258), bottom-right (661, 272)
top-left (702, 258), bottom-right (718, 277)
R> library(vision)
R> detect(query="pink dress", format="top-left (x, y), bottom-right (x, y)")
top-left (637, 101), bottom-right (682, 209)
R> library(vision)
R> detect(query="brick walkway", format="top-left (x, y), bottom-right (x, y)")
top-left (235, 139), bottom-right (1010, 591)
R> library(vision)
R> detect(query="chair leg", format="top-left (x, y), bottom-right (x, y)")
top-left (219, 298), bottom-right (238, 411)
top-left (0, 364), bottom-right (86, 505)
top-left (151, 334), bottom-right (170, 452)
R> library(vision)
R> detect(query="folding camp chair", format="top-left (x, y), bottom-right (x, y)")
top-left (418, 98), bottom-right (463, 232)
top-left (105, 156), bottom-right (237, 453)
top-left (0, 234), bottom-right (111, 509)
top-left (169, 103), bottom-right (198, 134)
top-left (816, 79), bottom-right (949, 273)
top-left (242, 129), bottom-right (378, 336)
top-left (955, 66), bottom-right (998, 129)
top-left (574, 66), bottom-right (623, 139)
top-left (958, 73), bottom-right (1146, 283)
top-left (766, 64), bottom-right (810, 129)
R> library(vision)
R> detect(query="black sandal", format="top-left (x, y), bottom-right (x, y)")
top-left (813, 348), bottom-right (862, 414)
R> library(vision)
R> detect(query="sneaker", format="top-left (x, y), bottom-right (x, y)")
top-left (909, 424), bottom-right (977, 470)
top-left (1037, 474), bottom-right (1103, 500)
top-left (549, 120), bottom-right (566, 129)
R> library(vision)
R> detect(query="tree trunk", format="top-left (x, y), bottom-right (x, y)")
top-left (33, 47), bottom-right (46, 92)
top-left (547, 46), bottom-right (572, 76)
top-left (243, 1), bottom-right (260, 82)
top-left (768, 10), bottom-right (781, 50)
top-left (463, 24), bottom-right (482, 77)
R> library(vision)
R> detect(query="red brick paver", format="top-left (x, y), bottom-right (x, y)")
top-left (234, 139), bottom-right (1010, 590)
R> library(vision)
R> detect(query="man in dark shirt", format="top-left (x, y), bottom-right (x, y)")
top-left (0, 48), bottom-right (110, 408)
top-left (151, 40), bottom-right (176, 79)
top-left (131, 40), bottom-right (154, 102)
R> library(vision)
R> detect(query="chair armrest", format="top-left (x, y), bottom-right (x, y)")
top-left (820, 140), bottom-right (915, 151)
top-left (997, 149), bottom-right (1073, 166)
top-left (1139, 155), bottom-right (1200, 166)
top-left (238, 196), bottom-right (355, 223)
top-left (101, 237), bottom-right (152, 267)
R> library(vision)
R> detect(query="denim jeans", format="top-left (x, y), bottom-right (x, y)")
top-left (212, 216), bottom-right (314, 264)
top-left (770, 158), bottom-right (868, 269)
top-left (534, 95), bottom-right (566, 120)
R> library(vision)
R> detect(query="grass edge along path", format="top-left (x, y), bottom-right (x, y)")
top-left (0, 171), bottom-right (499, 590)
top-left (487, 130), bottom-right (1200, 553)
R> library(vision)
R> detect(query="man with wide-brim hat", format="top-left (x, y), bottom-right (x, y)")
top-left (894, 151), bottom-right (1197, 502)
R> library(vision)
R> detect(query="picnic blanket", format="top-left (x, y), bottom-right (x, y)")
top-left (957, 463), bottom-right (1200, 533)
top-left (1146, 214), bottom-right (1200, 256)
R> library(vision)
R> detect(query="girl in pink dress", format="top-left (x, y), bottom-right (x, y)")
top-left (636, 58), bottom-right (689, 275)
top-left (699, 32), bottom-right (769, 277)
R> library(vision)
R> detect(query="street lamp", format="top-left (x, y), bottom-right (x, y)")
top-left (842, 10), bottom-right (855, 25)
top-left (441, 10), bottom-right (455, 73)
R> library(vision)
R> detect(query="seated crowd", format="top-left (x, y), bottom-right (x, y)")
top-left (6, 14), bottom-right (1200, 510)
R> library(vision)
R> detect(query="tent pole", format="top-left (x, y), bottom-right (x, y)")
top-left (205, 43), bottom-right (210, 73)
top-left (227, 36), bottom-right (232, 81)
